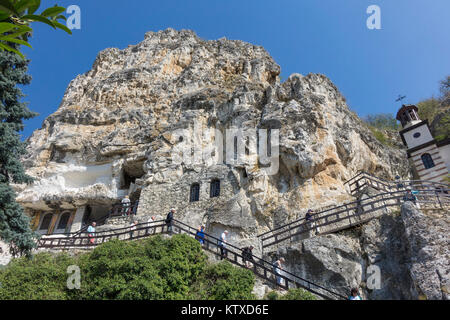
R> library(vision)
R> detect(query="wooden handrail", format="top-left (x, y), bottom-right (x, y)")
top-left (258, 188), bottom-right (450, 248)
top-left (37, 217), bottom-right (346, 300)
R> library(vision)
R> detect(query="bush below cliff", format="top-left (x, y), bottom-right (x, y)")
top-left (0, 234), bottom-right (256, 300)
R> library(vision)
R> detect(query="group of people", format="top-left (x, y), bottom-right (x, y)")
top-left (84, 206), bottom-right (365, 300)
top-left (121, 196), bottom-right (139, 216)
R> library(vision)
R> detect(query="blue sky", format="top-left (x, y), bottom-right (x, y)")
top-left (20, 0), bottom-right (450, 139)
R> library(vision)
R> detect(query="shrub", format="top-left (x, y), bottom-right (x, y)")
top-left (0, 252), bottom-right (75, 300)
top-left (190, 261), bottom-right (256, 300)
top-left (0, 234), bottom-right (256, 300)
top-left (264, 288), bottom-right (317, 300)
top-left (281, 288), bottom-right (317, 300)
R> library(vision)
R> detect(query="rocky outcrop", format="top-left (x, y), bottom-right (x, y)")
top-left (15, 29), bottom-right (408, 232)
top-left (10, 29), bottom-right (435, 299)
top-left (269, 201), bottom-right (449, 300)
top-left (401, 202), bottom-right (449, 300)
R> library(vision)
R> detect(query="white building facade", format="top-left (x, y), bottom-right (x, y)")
top-left (396, 104), bottom-right (450, 184)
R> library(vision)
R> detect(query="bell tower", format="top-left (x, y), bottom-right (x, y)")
top-left (396, 104), bottom-right (450, 183)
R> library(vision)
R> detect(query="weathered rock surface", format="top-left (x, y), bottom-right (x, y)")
top-left (269, 201), bottom-right (449, 300)
top-left (16, 29), bottom-right (407, 230)
top-left (400, 202), bottom-right (449, 300)
top-left (8, 29), bottom-right (438, 299)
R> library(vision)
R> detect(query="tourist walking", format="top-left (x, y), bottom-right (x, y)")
top-left (241, 245), bottom-right (255, 268)
top-left (165, 208), bottom-right (175, 233)
top-left (305, 209), bottom-right (320, 235)
top-left (195, 225), bottom-right (205, 245)
top-left (87, 222), bottom-right (96, 245)
top-left (403, 187), bottom-right (421, 209)
top-left (348, 288), bottom-right (362, 300)
top-left (129, 220), bottom-right (138, 239)
top-left (121, 195), bottom-right (131, 216)
top-left (219, 230), bottom-right (228, 260)
top-left (273, 257), bottom-right (285, 286)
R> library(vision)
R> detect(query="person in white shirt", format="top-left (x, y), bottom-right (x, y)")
top-left (219, 230), bottom-right (228, 260)
top-left (129, 220), bottom-right (138, 239)
top-left (121, 195), bottom-right (131, 216)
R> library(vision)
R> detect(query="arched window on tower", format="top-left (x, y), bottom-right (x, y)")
top-left (190, 183), bottom-right (200, 202)
top-left (421, 153), bottom-right (435, 169)
top-left (210, 179), bottom-right (220, 198)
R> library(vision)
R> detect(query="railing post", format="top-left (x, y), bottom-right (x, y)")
top-left (436, 191), bottom-right (443, 209)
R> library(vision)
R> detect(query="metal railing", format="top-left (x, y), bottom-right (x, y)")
top-left (70, 201), bottom-right (140, 238)
top-left (258, 188), bottom-right (450, 250)
top-left (344, 171), bottom-right (449, 195)
top-left (37, 218), bottom-right (346, 300)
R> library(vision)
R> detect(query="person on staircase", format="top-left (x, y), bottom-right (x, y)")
top-left (348, 288), bottom-right (362, 300)
top-left (241, 245), bottom-right (254, 268)
top-left (121, 195), bottom-right (131, 216)
top-left (87, 222), bottom-right (96, 245)
top-left (195, 225), bottom-right (206, 246)
top-left (219, 230), bottom-right (228, 260)
top-left (165, 208), bottom-right (175, 233)
top-left (129, 220), bottom-right (138, 239)
top-left (273, 257), bottom-right (285, 286)
top-left (403, 187), bottom-right (421, 209)
top-left (305, 209), bottom-right (320, 235)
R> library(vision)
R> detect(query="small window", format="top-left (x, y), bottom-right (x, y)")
top-left (210, 179), bottom-right (220, 198)
top-left (413, 132), bottom-right (421, 138)
top-left (190, 183), bottom-right (200, 202)
top-left (39, 214), bottom-right (53, 231)
top-left (57, 212), bottom-right (71, 231)
top-left (421, 153), bottom-right (435, 169)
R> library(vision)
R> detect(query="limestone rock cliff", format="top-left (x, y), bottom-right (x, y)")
top-left (16, 28), bottom-right (407, 222)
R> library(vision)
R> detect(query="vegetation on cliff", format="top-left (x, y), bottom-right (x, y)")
top-left (0, 234), bottom-right (257, 300)
top-left (417, 76), bottom-right (450, 142)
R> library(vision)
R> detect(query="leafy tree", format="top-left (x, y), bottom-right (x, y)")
top-left (0, 252), bottom-right (75, 299)
top-left (417, 98), bottom-right (441, 124)
top-left (264, 288), bottom-right (317, 300)
top-left (0, 235), bottom-right (258, 300)
top-left (191, 261), bottom-right (256, 300)
top-left (76, 234), bottom-right (207, 300)
top-left (0, 0), bottom-right (71, 57)
top-left (416, 76), bottom-right (450, 141)
top-left (363, 113), bottom-right (399, 131)
top-left (0, 44), bottom-right (38, 256)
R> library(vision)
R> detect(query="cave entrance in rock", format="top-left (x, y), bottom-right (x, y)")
top-left (120, 160), bottom-right (146, 197)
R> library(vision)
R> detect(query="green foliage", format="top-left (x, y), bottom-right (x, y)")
top-left (363, 113), bottom-right (400, 131)
top-left (264, 291), bottom-right (280, 300)
top-left (416, 75), bottom-right (450, 141)
top-left (264, 288), bottom-right (317, 300)
top-left (368, 126), bottom-right (393, 147)
top-left (0, 234), bottom-right (256, 300)
top-left (190, 260), bottom-right (256, 300)
top-left (281, 288), bottom-right (317, 300)
top-left (0, 46), bottom-right (38, 256)
top-left (0, 252), bottom-right (75, 299)
top-left (417, 98), bottom-right (441, 124)
top-left (0, 0), bottom-right (71, 57)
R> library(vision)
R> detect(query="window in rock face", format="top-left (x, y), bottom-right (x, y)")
top-left (56, 212), bottom-right (71, 231)
top-left (190, 183), bottom-right (200, 202)
top-left (210, 179), bottom-right (220, 198)
top-left (39, 213), bottom-right (53, 233)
